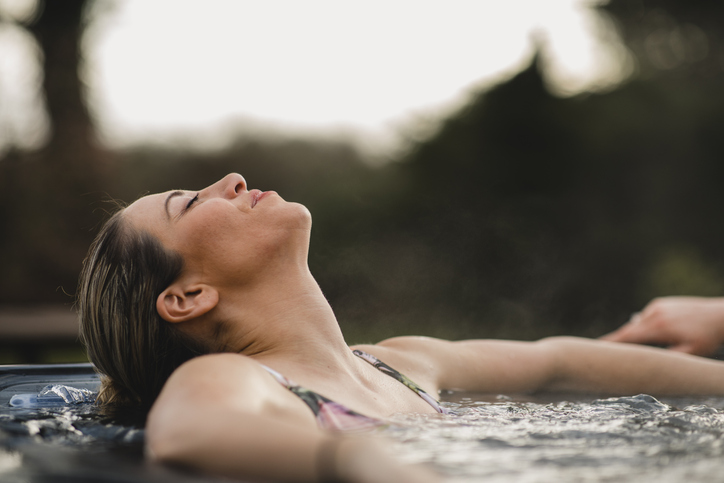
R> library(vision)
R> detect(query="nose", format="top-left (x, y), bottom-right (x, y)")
top-left (206, 173), bottom-right (247, 199)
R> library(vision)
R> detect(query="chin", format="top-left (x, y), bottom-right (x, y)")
top-left (288, 202), bottom-right (313, 230)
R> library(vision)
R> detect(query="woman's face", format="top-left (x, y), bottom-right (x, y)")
top-left (123, 173), bottom-right (312, 287)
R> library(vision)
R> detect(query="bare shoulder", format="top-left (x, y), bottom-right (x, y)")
top-left (358, 335), bottom-right (502, 383)
top-left (375, 335), bottom-right (452, 352)
top-left (163, 353), bottom-right (270, 394)
top-left (373, 335), bottom-right (556, 363)
top-left (148, 353), bottom-right (317, 436)
top-left (353, 335), bottom-right (442, 362)
top-left (352, 336), bottom-right (451, 393)
top-left (154, 354), bottom-right (264, 407)
top-left (356, 336), bottom-right (560, 394)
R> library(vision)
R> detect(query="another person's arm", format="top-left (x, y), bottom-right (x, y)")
top-left (601, 296), bottom-right (724, 356)
top-left (146, 353), bottom-right (438, 483)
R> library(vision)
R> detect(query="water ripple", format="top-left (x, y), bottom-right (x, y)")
top-left (387, 394), bottom-right (724, 482)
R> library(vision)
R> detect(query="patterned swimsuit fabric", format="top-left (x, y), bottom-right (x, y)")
top-left (261, 349), bottom-right (449, 431)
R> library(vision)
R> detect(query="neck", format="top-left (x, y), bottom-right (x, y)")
top-left (214, 265), bottom-right (354, 371)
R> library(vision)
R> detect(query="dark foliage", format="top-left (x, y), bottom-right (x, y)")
top-left (2, 0), bottom-right (724, 347)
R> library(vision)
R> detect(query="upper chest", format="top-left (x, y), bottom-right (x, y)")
top-left (264, 348), bottom-right (441, 421)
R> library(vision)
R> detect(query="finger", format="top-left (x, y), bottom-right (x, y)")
top-left (599, 330), bottom-right (623, 341)
top-left (600, 329), bottom-right (640, 343)
top-left (600, 319), bottom-right (639, 341)
top-left (600, 323), bottom-right (632, 341)
top-left (600, 323), bottom-right (666, 345)
top-left (601, 313), bottom-right (645, 340)
top-left (669, 342), bottom-right (717, 357)
top-left (669, 342), bottom-right (702, 356)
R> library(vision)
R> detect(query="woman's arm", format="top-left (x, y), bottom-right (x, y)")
top-left (146, 353), bottom-right (439, 483)
top-left (539, 336), bottom-right (724, 394)
top-left (379, 336), bottom-right (724, 396)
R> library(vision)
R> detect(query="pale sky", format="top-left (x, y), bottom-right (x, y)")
top-left (0, 0), bottom-right (631, 157)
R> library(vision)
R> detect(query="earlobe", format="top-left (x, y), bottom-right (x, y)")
top-left (156, 283), bottom-right (219, 323)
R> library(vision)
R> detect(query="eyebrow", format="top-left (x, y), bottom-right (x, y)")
top-left (164, 190), bottom-right (185, 220)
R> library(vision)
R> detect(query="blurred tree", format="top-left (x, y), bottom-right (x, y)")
top-left (324, 40), bottom-right (724, 342)
top-left (28, 0), bottom-right (102, 171)
top-left (0, 0), bottom-right (108, 305)
top-left (319, 1), bottom-right (724, 342)
top-left (1, 0), bottom-right (723, 352)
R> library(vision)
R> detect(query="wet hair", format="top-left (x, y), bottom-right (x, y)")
top-left (78, 208), bottom-right (208, 411)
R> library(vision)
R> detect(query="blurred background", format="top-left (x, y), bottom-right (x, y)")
top-left (1, 0), bottom-right (723, 363)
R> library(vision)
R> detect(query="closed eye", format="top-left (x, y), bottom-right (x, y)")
top-left (184, 193), bottom-right (199, 213)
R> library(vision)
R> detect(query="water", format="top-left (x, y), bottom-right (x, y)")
top-left (387, 392), bottom-right (724, 482)
top-left (0, 364), bottom-right (226, 482)
top-left (3, 367), bottom-right (724, 482)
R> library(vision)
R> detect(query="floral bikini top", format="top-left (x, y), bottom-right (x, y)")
top-left (261, 349), bottom-right (449, 432)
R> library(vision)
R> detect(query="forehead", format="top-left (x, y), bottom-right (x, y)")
top-left (122, 192), bottom-right (171, 233)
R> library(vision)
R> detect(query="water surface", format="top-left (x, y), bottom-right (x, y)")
top-left (387, 392), bottom-right (724, 482)
top-left (2, 372), bottom-right (724, 482)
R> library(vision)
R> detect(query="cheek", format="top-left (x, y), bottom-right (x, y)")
top-left (197, 214), bottom-right (249, 253)
top-left (172, 202), bottom-right (310, 276)
top-left (169, 210), bottom-right (245, 259)
top-left (192, 213), bottom-right (267, 261)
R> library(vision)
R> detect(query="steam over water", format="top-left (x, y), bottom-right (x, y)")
top-left (388, 393), bottom-right (724, 482)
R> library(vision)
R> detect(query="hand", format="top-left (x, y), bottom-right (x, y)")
top-left (601, 296), bottom-right (724, 356)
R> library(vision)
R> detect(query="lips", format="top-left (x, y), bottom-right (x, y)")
top-left (250, 190), bottom-right (261, 208)
top-left (250, 190), bottom-right (274, 208)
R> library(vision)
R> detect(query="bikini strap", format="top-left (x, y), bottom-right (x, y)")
top-left (352, 349), bottom-right (449, 414)
top-left (260, 364), bottom-right (382, 431)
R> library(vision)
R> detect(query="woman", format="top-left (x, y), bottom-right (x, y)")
top-left (79, 173), bottom-right (724, 483)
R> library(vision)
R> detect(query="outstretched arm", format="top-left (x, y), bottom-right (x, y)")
top-left (601, 296), bottom-right (724, 356)
top-left (538, 336), bottom-right (724, 394)
top-left (379, 335), bottom-right (724, 396)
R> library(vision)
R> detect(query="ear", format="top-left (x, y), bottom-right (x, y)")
top-left (156, 282), bottom-right (219, 324)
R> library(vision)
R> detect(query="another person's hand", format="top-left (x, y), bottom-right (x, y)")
top-left (601, 296), bottom-right (724, 356)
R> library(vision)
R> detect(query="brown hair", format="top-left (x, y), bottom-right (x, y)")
top-left (78, 208), bottom-right (207, 411)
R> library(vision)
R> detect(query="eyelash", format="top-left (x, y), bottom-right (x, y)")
top-left (186, 194), bottom-right (199, 210)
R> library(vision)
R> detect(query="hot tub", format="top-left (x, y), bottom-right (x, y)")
top-left (3, 363), bottom-right (724, 482)
top-left (0, 363), bottom-right (228, 482)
